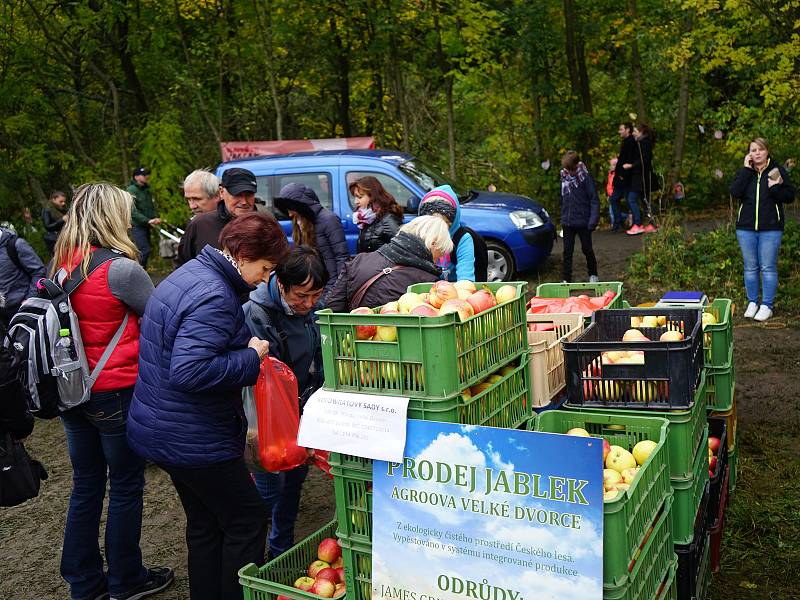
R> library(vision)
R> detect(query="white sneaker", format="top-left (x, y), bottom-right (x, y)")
top-left (754, 305), bottom-right (772, 321)
top-left (589, 275), bottom-right (600, 283)
top-left (743, 302), bottom-right (758, 318)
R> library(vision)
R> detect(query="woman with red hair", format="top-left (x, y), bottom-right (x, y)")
top-left (127, 212), bottom-right (290, 600)
top-left (349, 175), bottom-right (404, 253)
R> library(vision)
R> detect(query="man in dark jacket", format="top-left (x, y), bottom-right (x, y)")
top-left (0, 228), bottom-right (46, 327)
top-left (274, 183), bottom-right (349, 297)
top-left (325, 215), bottom-right (452, 312)
top-left (608, 123), bottom-right (642, 232)
top-left (175, 167), bottom-right (257, 267)
top-left (127, 166), bottom-right (161, 268)
top-left (243, 246), bottom-right (328, 558)
top-left (559, 151), bottom-right (600, 283)
top-left (41, 190), bottom-right (68, 254)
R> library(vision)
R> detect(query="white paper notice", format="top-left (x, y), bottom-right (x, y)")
top-left (297, 389), bottom-right (409, 463)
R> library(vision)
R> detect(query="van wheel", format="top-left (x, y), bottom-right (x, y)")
top-left (485, 241), bottom-right (515, 282)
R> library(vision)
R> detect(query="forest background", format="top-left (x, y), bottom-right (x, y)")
top-left (1, 0), bottom-right (798, 231)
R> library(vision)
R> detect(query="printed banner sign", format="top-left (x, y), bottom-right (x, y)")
top-left (372, 420), bottom-right (603, 599)
top-left (297, 389), bottom-right (408, 463)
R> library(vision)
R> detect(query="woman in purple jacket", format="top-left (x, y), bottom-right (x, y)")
top-left (127, 212), bottom-right (289, 600)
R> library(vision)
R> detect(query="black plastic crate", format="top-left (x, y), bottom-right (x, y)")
top-left (563, 307), bottom-right (703, 409)
top-left (706, 417), bottom-right (729, 529)
top-left (675, 483), bottom-right (710, 600)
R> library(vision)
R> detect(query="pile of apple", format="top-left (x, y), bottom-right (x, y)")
top-left (286, 538), bottom-right (346, 599)
top-left (708, 435), bottom-right (721, 478)
top-left (566, 428), bottom-right (657, 502)
top-left (349, 280), bottom-right (518, 342)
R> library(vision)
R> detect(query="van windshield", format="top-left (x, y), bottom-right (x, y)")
top-left (398, 159), bottom-right (471, 202)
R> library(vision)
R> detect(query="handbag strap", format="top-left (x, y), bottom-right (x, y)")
top-left (350, 265), bottom-right (407, 310)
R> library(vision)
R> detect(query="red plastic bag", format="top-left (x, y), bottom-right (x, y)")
top-left (251, 357), bottom-right (309, 472)
top-left (527, 291), bottom-right (616, 317)
top-left (311, 449), bottom-right (333, 478)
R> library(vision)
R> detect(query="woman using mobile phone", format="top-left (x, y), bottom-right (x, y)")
top-left (730, 137), bottom-right (795, 321)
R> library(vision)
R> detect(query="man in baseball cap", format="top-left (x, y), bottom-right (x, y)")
top-left (127, 165), bottom-right (160, 267)
top-left (175, 167), bottom-right (259, 267)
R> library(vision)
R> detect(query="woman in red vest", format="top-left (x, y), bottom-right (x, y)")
top-left (52, 183), bottom-right (173, 600)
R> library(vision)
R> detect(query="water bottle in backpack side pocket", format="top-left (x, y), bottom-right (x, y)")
top-left (53, 326), bottom-right (88, 409)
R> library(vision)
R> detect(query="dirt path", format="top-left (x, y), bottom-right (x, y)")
top-left (1, 218), bottom-right (796, 599)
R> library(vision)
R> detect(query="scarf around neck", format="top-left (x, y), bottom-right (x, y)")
top-left (377, 231), bottom-right (441, 276)
top-left (353, 206), bottom-right (377, 229)
top-left (560, 162), bottom-right (589, 196)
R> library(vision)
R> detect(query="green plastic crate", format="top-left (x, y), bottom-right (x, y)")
top-left (656, 558), bottom-right (678, 600)
top-left (331, 459), bottom-right (372, 545)
top-left (317, 281), bottom-right (528, 399)
top-left (704, 347), bottom-right (734, 412)
top-left (531, 410), bottom-right (671, 587)
top-left (340, 537), bottom-right (372, 600)
top-left (568, 371), bottom-right (707, 480)
top-left (602, 496), bottom-right (675, 600)
top-left (239, 520), bottom-right (339, 600)
top-left (671, 427), bottom-right (710, 545)
top-left (535, 281), bottom-right (624, 309)
top-left (702, 299), bottom-right (733, 368)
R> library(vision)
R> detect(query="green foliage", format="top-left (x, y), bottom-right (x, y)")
top-left (626, 216), bottom-right (800, 315)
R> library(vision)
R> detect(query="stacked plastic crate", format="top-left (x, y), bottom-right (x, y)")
top-left (560, 306), bottom-right (709, 599)
top-left (239, 281), bottom-right (532, 600)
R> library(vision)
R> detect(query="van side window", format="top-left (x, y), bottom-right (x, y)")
top-left (255, 172), bottom-right (333, 217)
top-left (346, 171), bottom-right (419, 214)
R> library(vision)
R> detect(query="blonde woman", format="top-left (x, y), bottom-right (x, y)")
top-left (325, 215), bottom-right (453, 311)
top-left (52, 183), bottom-right (173, 600)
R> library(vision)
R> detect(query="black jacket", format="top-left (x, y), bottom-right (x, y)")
top-left (730, 160), bottom-right (795, 231)
top-left (560, 167), bottom-right (600, 230)
top-left (326, 231), bottom-right (440, 312)
top-left (356, 212), bottom-right (402, 254)
top-left (628, 135), bottom-right (654, 194)
top-left (175, 201), bottom-right (234, 267)
top-left (41, 205), bottom-right (67, 244)
top-left (612, 135), bottom-right (639, 192)
top-left (0, 321), bottom-right (34, 440)
top-left (274, 184), bottom-right (350, 290)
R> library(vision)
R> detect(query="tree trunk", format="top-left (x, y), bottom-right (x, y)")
top-left (252, 0), bottom-right (283, 140)
top-left (329, 17), bottom-right (352, 137)
top-left (390, 55), bottom-right (411, 153)
top-left (531, 77), bottom-right (542, 161)
top-left (563, 0), bottom-right (580, 100)
top-left (666, 11), bottom-right (695, 205)
top-left (563, 0), bottom-right (595, 153)
top-left (111, 14), bottom-right (149, 114)
top-left (628, 0), bottom-right (647, 121)
top-left (445, 75), bottom-right (456, 179)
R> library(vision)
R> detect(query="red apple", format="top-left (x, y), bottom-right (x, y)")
top-left (277, 596), bottom-right (292, 600)
top-left (466, 289), bottom-right (497, 314)
top-left (709, 455), bottom-right (718, 472)
top-left (330, 556), bottom-right (343, 570)
top-left (438, 298), bottom-right (474, 321)
top-left (410, 303), bottom-right (439, 317)
top-left (350, 307), bottom-right (377, 340)
top-left (317, 537), bottom-right (342, 563)
top-left (308, 560), bottom-right (330, 578)
top-left (334, 567), bottom-right (345, 584)
top-left (708, 437), bottom-right (721, 454)
top-left (294, 576), bottom-right (315, 591)
top-left (333, 583), bottom-right (347, 598)
top-left (315, 568), bottom-right (339, 583)
top-left (602, 439), bottom-right (611, 462)
top-left (428, 281), bottom-right (459, 308)
top-left (310, 578), bottom-right (336, 598)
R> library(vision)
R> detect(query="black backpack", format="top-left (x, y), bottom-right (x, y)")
top-left (451, 226), bottom-right (488, 282)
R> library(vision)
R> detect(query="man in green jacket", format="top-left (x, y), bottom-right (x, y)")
top-left (127, 166), bottom-right (161, 267)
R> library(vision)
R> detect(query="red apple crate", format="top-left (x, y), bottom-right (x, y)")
top-left (238, 519), bottom-right (339, 600)
top-left (567, 371), bottom-right (708, 480)
top-left (705, 417), bottom-right (728, 529)
top-left (531, 410), bottom-right (672, 588)
top-left (527, 312), bottom-right (585, 408)
top-left (702, 299), bottom-right (733, 368)
top-left (317, 281), bottom-right (528, 400)
top-left (704, 345), bottom-right (735, 412)
top-left (601, 496), bottom-right (675, 600)
top-left (671, 427), bottom-right (710, 545)
top-left (709, 463), bottom-right (730, 573)
top-left (563, 307), bottom-right (704, 410)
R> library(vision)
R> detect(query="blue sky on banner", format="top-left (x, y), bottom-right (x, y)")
top-left (372, 421), bottom-right (603, 599)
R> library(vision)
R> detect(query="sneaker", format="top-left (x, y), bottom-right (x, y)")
top-left (110, 567), bottom-right (174, 600)
top-left (643, 224), bottom-right (659, 233)
top-left (754, 305), bottom-right (773, 322)
top-left (743, 302), bottom-right (758, 318)
top-left (589, 275), bottom-right (600, 283)
top-left (626, 224), bottom-right (646, 235)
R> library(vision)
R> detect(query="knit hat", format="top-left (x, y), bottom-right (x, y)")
top-left (418, 189), bottom-right (457, 223)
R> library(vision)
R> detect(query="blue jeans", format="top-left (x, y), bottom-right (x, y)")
top-left (736, 229), bottom-right (783, 309)
top-left (609, 188), bottom-right (642, 227)
top-left (60, 388), bottom-right (148, 600)
top-left (253, 465), bottom-right (309, 558)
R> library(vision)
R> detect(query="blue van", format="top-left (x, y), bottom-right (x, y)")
top-left (217, 150), bottom-right (555, 281)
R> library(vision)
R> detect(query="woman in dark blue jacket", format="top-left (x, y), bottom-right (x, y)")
top-left (128, 212), bottom-right (290, 600)
top-left (559, 151), bottom-right (600, 283)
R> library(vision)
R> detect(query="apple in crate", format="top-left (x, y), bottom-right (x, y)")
top-left (334, 567), bottom-right (345, 584)
top-left (708, 437), bottom-right (721, 454)
top-left (318, 537), bottom-right (341, 563)
top-left (494, 284), bottom-right (517, 303)
top-left (454, 280), bottom-right (477, 294)
top-left (308, 559), bottom-right (330, 578)
top-left (659, 330), bottom-right (684, 342)
top-left (375, 310), bottom-right (399, 342)
top-left (606, 446), bottom-right (637, 473)
top-left (331, 556), bottom-right (343, 570)
top-left (294, 576), bottom-right (315, 591)
top-left (315, 568), bottom-right (339, 583)
top-left (311, 578), bottom-right (337, 598)
top-left (602, 439), bottom-right (611, 462)
top-left (603, 468), bottom-right (622, 490)
top-left (622, 329), bottom-right (650, 342)
top-left (632, 440), bottom-right (657, 465)
top-left (621, 467), bottom-right (639, 484)
top-left (410, 303), bottom-right (439, 317)
top-left (565, 427), bottom-right (590, 437)
top-left (428, 281), bottom-right (459, 308)
top-left (439, 298), bottom-right (474, 321)
top-left (398, 292), bottom-right (424, 313)
top-left (466, 289), bottom-right (497, 314)
top-left (350, 307), bottom-right (377, 340)
top-left (334, 583), bottom-right (347, 598)
top-left (380, 301), bottom-right (400, 313)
